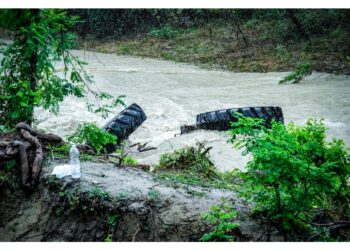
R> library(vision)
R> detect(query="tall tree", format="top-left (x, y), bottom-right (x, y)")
top-left (0, 9), bottom-right (124, 128)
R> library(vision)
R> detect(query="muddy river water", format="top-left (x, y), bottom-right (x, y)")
top-left (35, 50), bottom-right (350, 172)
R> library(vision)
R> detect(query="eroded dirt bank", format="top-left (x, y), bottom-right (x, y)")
top-left (0, 161), bottom-right (283, 242)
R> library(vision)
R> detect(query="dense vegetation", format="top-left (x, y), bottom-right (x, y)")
top-left (67, 122), bottom-right (117, 154)
top-left (154, 115), bottom-right (350, 241)
top-left (0, 9), bottom-right (349, 242)
top-left (71, 9), bottom-right (350, 73)
top-left (0, 9), bottom-right (124, 129)
top-left (230, 116), bottom-right (350, 240)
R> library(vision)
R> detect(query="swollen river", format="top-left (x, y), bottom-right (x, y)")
top-left (35, 51), bottom-right (350, 172)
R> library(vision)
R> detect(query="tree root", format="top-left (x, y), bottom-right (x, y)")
top-left (19, 129), bottom-right (43, 188)
top-left (0, 123), bottom-right (65, 189)
top-left (12, 140), bottom-right (31, 189)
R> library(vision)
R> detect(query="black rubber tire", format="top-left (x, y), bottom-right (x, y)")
top-left (196, 106), bottom-right (284, 131)
top-left (102, 103), bottom-right (147, 141)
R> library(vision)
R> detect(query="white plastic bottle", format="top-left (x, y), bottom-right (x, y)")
top-left (70, 144), bottom-right (81, 179)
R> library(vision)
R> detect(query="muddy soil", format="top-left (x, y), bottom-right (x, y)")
top-left (0, 161), bottom-right (283, 242)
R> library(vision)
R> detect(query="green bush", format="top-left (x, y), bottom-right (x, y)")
top-left (229, 115), bottom-right (350, 233)
top-left (200, 199), bottom-right (239, 242)
top-left (122, 156), bottom-right (138, 165)
top-left (88, 186), bottom-right (109, 200)
top-left (148, 26), bottom-right (182, 39)
top-left (67, 122), bottom-right (116, 154)
top-left (275, 44), bottom-right (292, 62)
top-left (155, 144), bottom-right (217, 179)
top-left (279, 63), bottom-right (312, 84)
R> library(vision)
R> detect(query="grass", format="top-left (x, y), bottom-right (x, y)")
top-left (88, 186), bottom-right (109, 200)
top-left (153, 145), bottom-right (242, 191)
top-left (154, 170), bottom-right (241, 191)
top-left (79, 22), bottom-right (349, 73)
top-left (148, 189), bottom-right (161, 201)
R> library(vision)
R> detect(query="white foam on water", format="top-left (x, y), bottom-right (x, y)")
top-left (34, 50), bottom-right (350, 172)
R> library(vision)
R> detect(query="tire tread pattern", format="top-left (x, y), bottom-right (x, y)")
top-left (102, 103), bottom-right (147, 140)
top-left (196, 106), bottom-right (284, 131)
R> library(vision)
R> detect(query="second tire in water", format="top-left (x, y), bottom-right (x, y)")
top-left (181, 106), bottom-right (284, 134)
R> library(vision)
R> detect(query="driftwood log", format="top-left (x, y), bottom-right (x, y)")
top-left (0, 122), bottom-right (94, 189)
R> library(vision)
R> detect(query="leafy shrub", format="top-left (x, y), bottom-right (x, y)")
top-left (275, 44), bottom-right (292, 62)
top-left (148, 26), bottom-right (182, 39)
top-left (104, 234), bottom-right (113, 242)
top-left (148, 189), bottom-right (161, 201)
top-left (0, 10), bottom-right (124, 128)
top-left (279, 63), bottom-right (312, 84)
top-left (108, 214), bottom-right (118, 226)
top-left (67, 122), bottom-right (116, 153)
top-left (88, 186), bottom-right (109, 200)
top-left (48, 144), bottom-right (71, 158)
top-left (229, 115), bottom-right (350, 233)
top-left (154, 143), bottom-right (217, 179)
top-left (122, 156), bottom-right (138, 165)
top-left (117, 43), bottom-right (131, 55)
top-left (200, 199), bottom-right (239, 241)
top-left (0, 80), bottom-right (40, 125)
top-left (4, 160), bottom-right (16, 172)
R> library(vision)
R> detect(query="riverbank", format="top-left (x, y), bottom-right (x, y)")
top-left (78, 23), bottom-right (350, 74)
top-left (0, 160), bottom-right (284, 242)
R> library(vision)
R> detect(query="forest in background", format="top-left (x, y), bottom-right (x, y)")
top-left (69, 9), bottom-right (350, 73)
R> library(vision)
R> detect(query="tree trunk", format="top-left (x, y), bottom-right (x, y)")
top-left (27, 9), bottom-right (40, 125)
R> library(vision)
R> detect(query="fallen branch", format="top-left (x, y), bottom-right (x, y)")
top-left (130, 142), bottom-right (157, 152)
top-left (308, 221), bottom-right (350, 227)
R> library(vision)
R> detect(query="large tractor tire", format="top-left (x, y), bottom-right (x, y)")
top-left (102, 103), bottom-right (147, 152)
top-left (196, 106), bottom-right (284, 131)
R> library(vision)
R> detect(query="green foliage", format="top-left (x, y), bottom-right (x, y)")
top-left (59, 188), bottom-right (82, 209)
top-left (48, 144), bottom-right (71, 159)
top-left (107, 214), bottom-right (118, 226)
top-left (155, 165), bottom-right (241, 191)
top-left (88, 186), bottom-right (109, 200)
top-left (279, 63), bottom-right (312, 84)
top-left (104, 234), bottom-right (113, 242)
top-left (73, 9), bottom-right (349, 74)
top-left (0, 9), bottom-right (124, 128)
top-left (67, 122), bottom-right (116, 154)
top-left (229, 115), bottom-right (350, 232)
top-left (44, 175), bottom-right (62, 191)
top-left (122, 155), bottom-right (138, 165)
top-left (69, 9), bottom-right (236, 39)
top-left (200, 199), bottom-right (239, 242)
top-left (275, 44), bottom-right (292, 62)
top-left (148, 26), bottom-right (182, 39)
top-left (0, 80), bottom-right (40, 124)
top-left (104, 214), bottom-right (118, 242)
top-left (154, 144), bottom-right (217, 179)
top-left (116, 43), bottom-right (133, 55)
top-left (148, 189), bottom-right (160, 201)
top-left (4, 160), bottom-right (16, 172)
top-left (0, 125), bottom-right (7, 132)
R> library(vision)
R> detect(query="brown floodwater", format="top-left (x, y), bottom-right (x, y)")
top-left (35, 50), bottom-right (350, 171)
